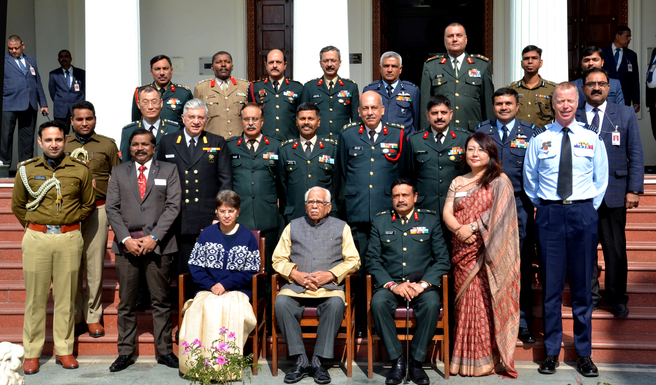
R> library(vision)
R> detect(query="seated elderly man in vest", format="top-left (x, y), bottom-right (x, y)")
top-left (272, 186), bottom-right (361, 384)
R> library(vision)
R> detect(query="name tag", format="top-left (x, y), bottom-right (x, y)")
top-left (353, 146), bottom-right (363, 150)
top-left (74, 82), bottom-right (80, 92)
top-left (384, 230), bottom-right (395, 235)
top-left (286, 160), bottom-right (296, 165)
top-left (154, 179), bottom-right (167, 186)
top-left (627, 63), bottom-right (633, 72)
top-left (612, 131), bottom-right (620, 146)
top-left (165, 154), bottom-right (174, 158)
top-left (232, 154), bottom-right (240, 159)
top-left (455, 191), bottom-right (468, 197)
top-left (30, 67), bottom-right (36, 76)
top-left (34, 175), bottom-right (46, 180)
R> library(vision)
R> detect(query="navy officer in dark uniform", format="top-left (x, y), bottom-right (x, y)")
top-left (363, 51), bottom-right (420, 137)
top-left (524, 82), bottom-right (608, 378)
top-left (476, 87), bottom-right (537, 344)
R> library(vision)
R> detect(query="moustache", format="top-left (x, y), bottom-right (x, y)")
top-left (134, 150), bottom-right (148, 156)
top-left (433, 119), bottom-right (446, 124)
top-left (591, 90), bottom-right (602, 95)
top-left (246, 124), bottom-right (257, 130)
top-left (395, 202), bottom-right (408, 207)
top-left (301, 124), bottom-right (313, 130)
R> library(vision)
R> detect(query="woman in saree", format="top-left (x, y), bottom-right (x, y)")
top-left (179, 190), bottom-right (260, 375)
top-left (443, 132), bottom-right (520, 378)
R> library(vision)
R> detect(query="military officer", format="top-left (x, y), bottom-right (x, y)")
top-left (248, 49), bottom-right (303, 141)
top-left (11, 120), bottom-right (95, 374)
top-left (226, 102), bottom-right (281, 266)
top-left (507, 45), bottom-right (556, 127)
top-left (367, 179), bottom-right (450, 385)
top-left (363, 51), bottom-right (420, 137)
top-left (406, 95), bottom-right (468, 221)
top-left (476, 88), bottom-right (537, 344)
top-left (419, 23), bottom-right (494, 132)
top-left (194, 51), bottom-right (249, 138)
top-left (65, 101), bottom-right (121, 340)
top-left (121, 85), bottom-right (179, 161)
top-left (130, 55), bottom-right (193, 126)
top-left (279, 103), bottom-right (339, 223)
top-left (156, 98), bottom-right (232, 274)
top-left (300, 45), bottom-right (359, 138)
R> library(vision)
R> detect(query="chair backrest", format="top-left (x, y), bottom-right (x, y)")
top-left (250, 229), bottom-right (265, 273)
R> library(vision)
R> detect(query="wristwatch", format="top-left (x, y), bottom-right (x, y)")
top-left (470, 222), bottom-right (477, 233)
top-left (420, 282), bottom-right (428, 289)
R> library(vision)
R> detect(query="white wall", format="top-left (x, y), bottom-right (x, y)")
top-left (347, 0), bottom-right (373, 92)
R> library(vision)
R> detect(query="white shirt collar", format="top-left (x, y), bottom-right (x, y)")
top-left (365, 122), bottom-right (382, 135)
top-left (431, 126), bottom-right (450, 139)
top-left (299, 135), bottom-right (317, 146)
top-left (585, 101), bottom-right (607, 115)
top-left (62, 66), bottom-right (74, 74)
top-left (184, 130), bottom-right (200, 145)
top-left (448, 52), bottom-right (466, 66)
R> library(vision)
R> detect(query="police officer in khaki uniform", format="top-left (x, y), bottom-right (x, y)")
top-left (194, 51), bottom-right (249, 139)
top-left (507, 45), bottom-right (556, 128)
top-left (65, 101), bottom-right (121, 340)
top-left (11, 120), bottom-right (95, 374)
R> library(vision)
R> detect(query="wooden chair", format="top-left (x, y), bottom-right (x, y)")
top-left (178, 229), bottom-right (267, 375)
top-left (366, 274), bottom-right (450, 379)
top-left (270, 273), bottom-right (356, 377)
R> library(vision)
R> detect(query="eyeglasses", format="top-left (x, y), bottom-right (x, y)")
top-left (139, 99), bottom-right (161, 107)
top-left (584, 81), bottom-right (609, 88)
top-left (242, 117), bottom-right (261, 123)
top-left (305, 199), bottom-right (329, 206)
top-left (186, 115), bottom-right (207, 122)
top-left (218, 209), bottom-right (237, 215)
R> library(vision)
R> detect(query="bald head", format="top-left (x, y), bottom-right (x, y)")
top-left (266, 49), bottom-right (287, 81)
top-left (359, 91), bottom-right (385, 129)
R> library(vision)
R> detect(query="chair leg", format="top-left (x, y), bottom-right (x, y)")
top-left (272, 327), bottom-right (278, 376)
top-left (252, 332), bottom-right (259, 375)
top-left (262, 321), bottom-right (267, 359)
top-left (443, 339), bottom-right (449, 379)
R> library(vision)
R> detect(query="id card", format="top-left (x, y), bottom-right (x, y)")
top-left (74, 82), bottom-right (80, 92)
top-left (612, 131), bottom-right (620, 146)
top-left (628, 63), bottom-right (633, 72)
top-left (30, 67), bottom-right (36, 76)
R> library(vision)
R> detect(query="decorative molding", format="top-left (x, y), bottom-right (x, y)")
top-left (620, 0), bottom-right (628, 26)
top-left (372, 0), bottom-right (381, 81)
top-left (484, 0), bottom-right (493, 63)
top-left (247, 0), bottom-right (256, 81)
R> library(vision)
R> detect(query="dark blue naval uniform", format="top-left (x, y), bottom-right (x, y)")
top-left (476, 118), bottom-right (536, 330)
top-left (363, 80), bottom-right (420, 137)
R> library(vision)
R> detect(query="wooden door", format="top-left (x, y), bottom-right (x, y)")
top-left (248, 0), bottom-right (294, 81)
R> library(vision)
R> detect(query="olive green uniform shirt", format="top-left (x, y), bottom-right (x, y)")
top-left (507, 76), bottom-right (556, 128)
top-left (65, 132), bottom-right (121, 200)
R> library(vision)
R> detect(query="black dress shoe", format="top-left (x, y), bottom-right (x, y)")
top-left (538, 355), bottom-right (559, 374)
top-left (577, 356), bottom-right (599, 377)
top-left (109, 355), bottom-right (135, 372)
top-left (518, 327), bottom-right (536, 343)
top-left (283, 364), bottom-right (311, 384)
top-left (311, 364), bottom-right (331, 384)
top-left (385, 355), bottom-right (406, 385)
top-left (157, 353), bottom-right (179, 368)
top-left (612, 304), bottom-right (629, 317)
top-left (408, 359), bottom-right (429, 385)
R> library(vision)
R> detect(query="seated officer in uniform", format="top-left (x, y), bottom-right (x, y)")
top-left (367, 178), bottom-right (450, 385)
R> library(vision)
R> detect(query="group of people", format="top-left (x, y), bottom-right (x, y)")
top-left (6, 20), bottom-right (648, 383)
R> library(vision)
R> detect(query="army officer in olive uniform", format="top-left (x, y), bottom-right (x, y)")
top-left (367, 179), bottom-right (450, 385)
top-left (249, 49), bottom-right (303, 141)
top-left (279, 103), bottom-right (339, 223)
top-left (406, 95), bottom-right (468, 221)
top-left (226, 102), bottom-right (281, 265)
top-left (300, 45), bottom-right (359, 138)
top-left (156, 99), bottom-right (232, 274)
top-left (194, 51), bottom-right (249, 139)
top-left (419, 23), bottom-right (494, 132)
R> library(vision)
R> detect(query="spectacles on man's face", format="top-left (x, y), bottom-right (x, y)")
top-left (242, 117), bottom-right (261, 123)
top-left (584, 81), bottom-right (609, 88)
top-left (139, 99), bottom-right (161, 107)
top-left (305, 199), bottom-right (329, 206)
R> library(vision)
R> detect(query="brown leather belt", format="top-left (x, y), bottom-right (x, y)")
top-left (27, 222), bottom-right (80, 234)
top-left (96, 200), bottom-right (106, 206)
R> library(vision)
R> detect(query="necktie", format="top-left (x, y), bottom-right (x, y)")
top-left (221, 81), bottom-right (228, 94)
top-left (557, 127), bottom-right (573, 200)
top-left (614, 48), bottom-right (621, 70)
top-left (17, 59), bottom-right (27, 74)
top-left (149, 125), bottom-right (156, 136)
top-left (401, 217), bottom-right (407, 226)
top-left (591, 107), bottom-right (600, 131)
top-left (64, 70), bottom-right (71, 88)
top-left (453, 58), bottom-right (459, 78)
top-left (305, 142), bottom-right (312, 158)
top-left (369, 130), bottom-right (376, 145)
top-left (273, 81), bottom-right (279, 93)
top-left (386, 84), bottom-right (393, 97)
top-left (501, 125), bottom-right (508, 143)
top-left (188, 138), bottom-right (196, 157)
top-left (138, 165), bottom-right (147, 200)
top-left (436, 132), bottom-right (444, 150)
top-left (249, 139), bottom-right (256, 154)
top-left (159, 86), bottom-right (165, 98)
top-left (328, 80), bottom-right (334, 92)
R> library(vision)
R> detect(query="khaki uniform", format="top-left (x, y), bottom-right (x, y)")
top-left (65, 133), bottom-right (121, 324)
top-left (507, 76), bottom-right (556, 128)
top-left (193, 76), bottom-right (249, 138)
top-left (11, 155), bottom-right (95, 358)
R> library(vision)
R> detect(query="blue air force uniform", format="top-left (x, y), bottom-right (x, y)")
top-left (363, 80), bottom-right (420, 137)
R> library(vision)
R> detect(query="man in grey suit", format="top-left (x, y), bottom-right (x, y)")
top-left (105, 128), bottom-right (181, 372)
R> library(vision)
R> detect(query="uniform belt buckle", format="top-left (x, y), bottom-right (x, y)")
top-left (46, 225), bottom-right (62, 234)
top-left (562, 200), bottom-right (573, 205)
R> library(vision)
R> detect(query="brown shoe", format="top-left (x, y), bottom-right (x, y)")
top-left (23, 358), bottom-right (40, 374)
top-left (87, 323), bottom-right (105, 338)
top-left (55, 354), bottom-right (79, 369)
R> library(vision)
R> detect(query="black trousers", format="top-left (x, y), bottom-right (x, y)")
top-left (54, 111), bottom-right (72, 135)
top-left (1, 107), bottom-right (37, 165)
top-left (591, 202), bottom-right (628, 306)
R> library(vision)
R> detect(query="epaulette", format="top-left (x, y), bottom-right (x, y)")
top-left (544, 79), bottom-right (557, 86)
top-left (281, 138), bottom-right (297, 147)
top-left (18, 157), bottom-right (38, 167)
top-left (387, 122), bottom-right (404, 130)
top-left (518, 120), bottom-right (537, 130)
top-left (234, 78), bottom-right (249, 83)
top-left (304, 78), bottom-right (321, 86)
top-left (70, 157), bottom-right (89, 167)
top-left (319, 137), bottom-right (338, 145)
top-left (96, 133), bottom-right (117, 143)
top-left (478, 119), bottom-right (493, 129)
top-left (122, 121), bottom-right (141, 130)
top-left (416, 208), bottom-right (436, 215)
top-left (196, 78), bottom-right (212, 85)
top-left (472, 54), bottom-right (490, 62)
top-left (174, 83), bottom-right (190, 90)
top-left (226, 136), bottom-right (241, 142)
top-left (162, 119), bottom-right (179, 127)
top-left (582, 122), bottom-right (598, 134)
top-left (341, 78), bottom-right (356, 84)
top-left (288, 78), bottom-right (303, 85)
top-left (400, 80), bottom-right (418, 87)
top-left (375, 210), bottom-right (389, 216)
top-left (425, 54), bottom-right (444, 62)
top-left (453, 126), bottom-right (469, 133)
top-left (532, 126), bottom-right (547, 137)
top-left (343, 122), bottom-right (360, 131)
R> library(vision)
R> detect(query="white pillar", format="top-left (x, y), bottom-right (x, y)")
top-left (293, 0), bottom-right (350, 83)
top-left (85, 0), bottom-right (141, 143)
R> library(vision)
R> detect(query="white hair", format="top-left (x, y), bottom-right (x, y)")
top-left (304, 186), bottom-right (331, 203)
top-left (0, 342), bottom-right (25, 385)
top-left (380, 51), bottom-right (402, 66)
top-left (183, 98), bottom-right (209, 116)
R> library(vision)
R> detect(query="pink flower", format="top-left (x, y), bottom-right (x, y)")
top-left (192, 338), bottom-right (202, 346)
top-left (181, 341), bottom-right (189, 348)
top-left (204, 359), bottom-right (211, 366)
top-left (215, 356), bottom-right (226, 365)
top-left (217, 342), bottom-right (229, 352)
top-left (219, 327), bottom-right (228, 335)
top-left (228, 332), bottom-right (235, 339)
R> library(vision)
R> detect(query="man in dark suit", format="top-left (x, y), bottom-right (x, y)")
top-left (576, 68), bottom-right (644, 317)
top-left (2, 35), bottom-right (49, 166)
top-left (573, 46), bottom-right (625, 109)
top-left (363, 51), bottom-right (420, 137)
top-left (602, 26), bottom-right (640, 112)
top-left (105, 128), bottom-right (181, 372)
top-left (646, 46), bottom-right (656, 142)
top-left (48, 49), bottom-right (85, 134)
top-left (156, 98), bottom-right (232, 274)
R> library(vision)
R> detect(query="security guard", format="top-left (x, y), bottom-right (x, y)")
top-left (226, 102), bottom-right (281, 266)
top-left (121, 85), bottom-right (179, 161)
top-left (156, 99), bottom-right (232, 274)
top-left (419, 23), bottom-right (494, 132)
top-left (279, 103), bottom-right (339, 223)
top-left (507, 45), bottom-right (556, 127)
top-left (406, 95), bottom-right (468, 220)
top-left (248, 49), bottom-right (303, 141)
top-left (363, 51), bottom-right (420, 137)
top-left (476, 88), bottom-right (537, 344)
top-left (65, 101), bottom-right (121, 340)
top-left (367, 179), bottom-right (450, 385)
top-left (11, 120), bottom-right (95, 374)
top-left (130, 55), bottom-right (193, 126)
top-left (300, 45), bottom-right (359, 138)
top-left (194, 51), bottom-right (249, 138)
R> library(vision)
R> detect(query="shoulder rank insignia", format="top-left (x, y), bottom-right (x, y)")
top-left (474, 54), bottom-right (490, 62)
top-left (174, 83), bottom-right (190, 90)
top-left (426, 54), bottom-right (443, 62)
top-left (532, 127), bottom-right (546, 137)
top-left (176, 135), bottom-right (182, 144)
top-left (70, 157), bottom-right (89, 167)
top-left (196, 78), bottom-right (212, 85)
top-left (343, 122), bottom-right (359, 131)
top-left (18, 157), bottom-right (38, 167)
top-left (375, 210), bottom-right (389, 216)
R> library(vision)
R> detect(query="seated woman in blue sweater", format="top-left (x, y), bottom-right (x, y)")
top-left (179, 190), bottom-right (261, 375)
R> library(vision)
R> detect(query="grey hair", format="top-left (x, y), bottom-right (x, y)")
top-left (183, 98), bottom-right (209, 116)
top-left (380, 51), bottom-right (402, 66)
top-left (304, 186), bottom-right (331, 203)
top-left (320, 45), bottom-right (340, 60)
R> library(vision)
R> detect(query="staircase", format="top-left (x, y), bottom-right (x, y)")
top-left (1, 176), bottom-right (656, 364)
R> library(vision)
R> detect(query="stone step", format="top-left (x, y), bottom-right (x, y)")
top-left (530, 306), bottom-right (656, 333)
top-left (639, 191), bottom-right (656, 206)
top-left (626, 206), bottom-right (656, 223)
top-left (0, 192), bottom-right (12, 208)
top-left (0, 241), bottom-right (115, 262)
top-left (626, 223), bottom-right (656, 242)
top-left (0, 207), bottom-right (19, 223)
top-left (598, 261), bottom-right (656, 284)
top-left (530, 282), bottom-right (656, 308)
top-left (0, 260), bottom-right (118, 281)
